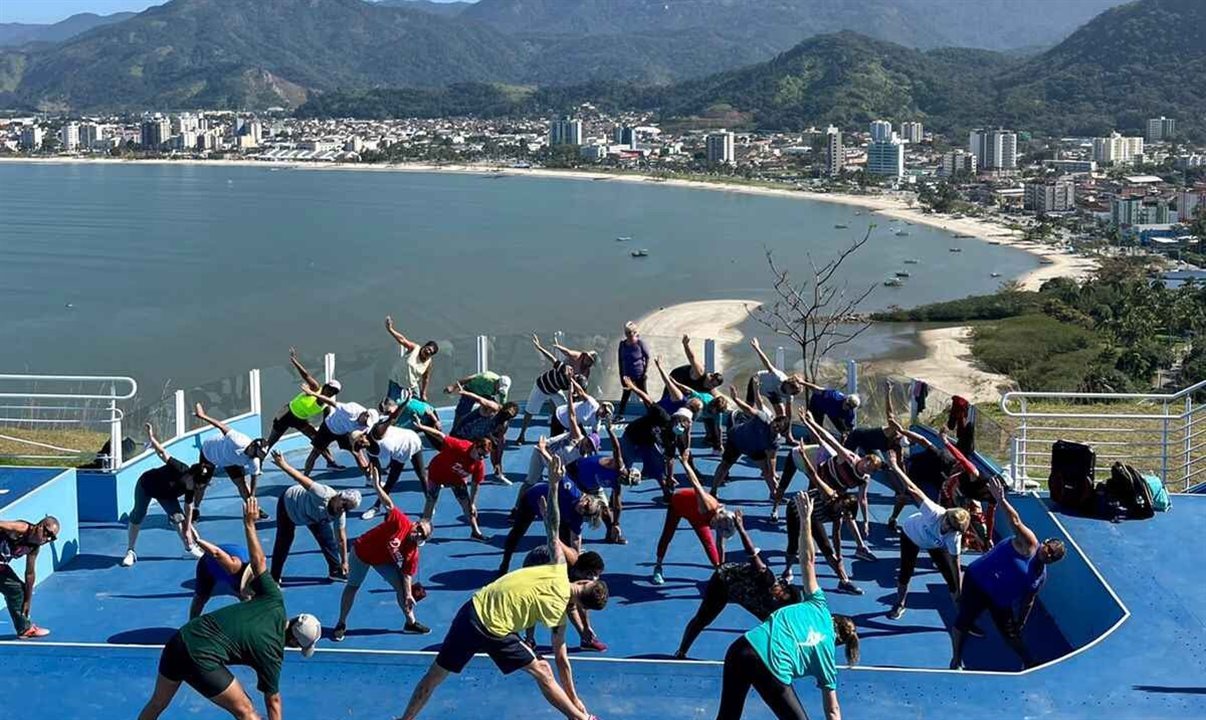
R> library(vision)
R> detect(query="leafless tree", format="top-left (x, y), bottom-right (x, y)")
top-left (750, 226), bottom-right (877, 380)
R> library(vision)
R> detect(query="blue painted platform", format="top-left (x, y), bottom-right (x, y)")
top-left (0, 467), bottom-right (62, 508)
top-left (1, 412), bottom-right (1204, 719)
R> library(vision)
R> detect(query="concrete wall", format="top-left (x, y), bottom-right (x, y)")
top-left (0, 468), bottom-right (79, 587)
top-left (78, 412), bottom-right (264, 522)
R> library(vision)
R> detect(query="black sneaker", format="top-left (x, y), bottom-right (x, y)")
top-left (328, 569), bottom-right (348, 583)
top-left (967, 624), bottom-right (986, 639)
top-left (403, 621), bottom-right (431, 635)
top-left (887, 604), bottom-right (906, 620)
top-left (836, 580), bottom-right (864, 595)
top-left (332, 623), bottom-right (346, 642)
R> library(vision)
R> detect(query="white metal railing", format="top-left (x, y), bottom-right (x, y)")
top-left (0, 374), bottom-right (138, 469)
top-left (1001, 379), bottom-right (1206, 492)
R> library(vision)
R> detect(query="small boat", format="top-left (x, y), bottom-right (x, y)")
top-left (854, 211), bottom-right (863, 216)
top-left (616, 236), bottom-right (632, 242)
top-left (631, 249), bottom-right (650, 258)
top-left (895, 230), bottom-right (910, 236)
top-left (903, 258), bottom-right (920, 264)
top-left (987, 240), bottom-right (1002, 245)
top-left (953, 233), bottom-right (975, 238)
top-left (990, 272), bottom-right (1002, 278)
top-left (949, 247), bottom-right (963, 253)
top-left (883, 277), bottom-right (905, 287)
top-left (894, 271), bottom-right (911, 278)
top-left (1039, 257), bottom-right (1055, 265)
top-left (834, 224), bottom-right (849, 229)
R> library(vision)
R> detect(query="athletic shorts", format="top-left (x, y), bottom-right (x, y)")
top-left (159, 632), bottom-right (234, 698)
top-left (525, 384), bottom-right (560, 416)
top-left (436, 601), bottom-right (540, 675)
top-left (313, 423), bottom-right (354, 452)
top-left (271, 406), bottom-right (315, 436)
top-left (347, 553), bottom-right (407, 591)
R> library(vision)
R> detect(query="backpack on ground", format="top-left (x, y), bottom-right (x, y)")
top-left (1143, 473), bottom-right (1172, 512)
top-left (1107, 462), bottom-right (1156, 520)
top-left (1048, 440), bottom-right (1096, 512)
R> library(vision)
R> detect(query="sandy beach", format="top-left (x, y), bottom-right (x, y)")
top-left (866, 325), bottom-right (1014, 405)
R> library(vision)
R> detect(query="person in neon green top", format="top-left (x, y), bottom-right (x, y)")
top-left (715, 492), bottom-right (859, 720)
top-left (399, 457), bottom-right (609, 720)
top-left (264, 347), bottom-right (343, 469)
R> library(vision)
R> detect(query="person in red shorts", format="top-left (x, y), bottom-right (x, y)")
top-left (651, 449), bottom-right (737, 586)
top-left (413, 419), bottom-right (491, 541)
top-left (332, 473), bottom-right (433, 640)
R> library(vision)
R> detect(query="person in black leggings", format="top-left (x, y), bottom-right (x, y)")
top-left (675, 510), bottom-right (800, 659)
top-left (715, 492), bottom-right (857, 720)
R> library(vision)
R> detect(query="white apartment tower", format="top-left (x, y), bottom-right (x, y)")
top-left (825, 126), bottom-right (843, 177)
top-left (968, 129), bottom-right (1017, 170)
top-left (869, 120), bottom-right (893, 143)
top-left (705, 130), bottom-right (735, 164)
top-left (899, 121), bottom-right (924, 144)
top-left (1146, 117), bottom-right (1176, 143)
top-left (19, 125), bottom-right (43, 150)
top-left (60, 122), bottom-right (80, 151)
top-left (1092, 132), bottom-right (1144, 165)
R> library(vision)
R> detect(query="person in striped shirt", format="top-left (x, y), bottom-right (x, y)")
top-left (516, 334), bottom-right (594, 445)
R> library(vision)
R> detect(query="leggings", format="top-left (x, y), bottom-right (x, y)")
top-left (785, 499), bottom-right (837, 565)
top-left (716, 636), bottom-right (808, 720)
top-left (898, 533), bottom-right (959, 592)
top-left (679, 573), bottom-right (759, 656)
top-left (499, 502), bottom-right (574, 574)
top-left (656, 507), bottom-right (720, 566)
top-left (617, 374), bottom-right (648, 416)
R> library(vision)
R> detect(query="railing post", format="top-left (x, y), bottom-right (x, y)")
top-left (703, 339), bottom-right (717, 374)
top-left (249, 368), bottom-right (262, 416)
top-left (774, 346), bottom-right (786, 372)
top-left (908, 380), bottom-right (920, 425)
top-left (1184, 395), bottom-right (1193, 492)
top-left (1019, 397), bottom-right (1029, 484)
top-left (109, 380), bottom-right (122, 470)
top-left (1010, 436), bottom-right (1020, 489)
top-left (174, 389), bottom-right (186, 438)
top-left (323, 352), bottom-right (336, 384)
top-left (553, 331), bottom-right (564, 350)
top-left (476, 335), bottom-right (489, 374)
top-left (1161, 400), bottom-right (1170, 486)
top-left (846, 360), bottom-right (858, 425)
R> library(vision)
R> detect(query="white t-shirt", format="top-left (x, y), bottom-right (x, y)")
top-left (554, 396), bottom-right (601, 433)
top-left (901, 497), bottom-right (962, 555)
top-left (756, 368), bottom-right (788, 399)
top-left (325, 402), bottom-right (367, 435)
top-left (375, 427), bottom-right (423, 467)
top-left (202, 430), bottom-right (259, 474)
top-left (390, 346), bottom-right (431, 391)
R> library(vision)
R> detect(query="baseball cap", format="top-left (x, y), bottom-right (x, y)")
top-left (672, 407), bottom-right (694, 422)
top-left (497, 375), bottom-right (512, 394)
top-left (290, 613), bottom-right (322, 658)
top-left (337, 489), bottom-right (362, 509)
top-left (325, 379), bottom-right (342, 392)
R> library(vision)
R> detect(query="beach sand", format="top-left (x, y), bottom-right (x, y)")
top-left (867, 325), bottom-right (1014, 405)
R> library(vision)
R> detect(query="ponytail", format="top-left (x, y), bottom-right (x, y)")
top-left (832, 614), bottom-right (860, 664)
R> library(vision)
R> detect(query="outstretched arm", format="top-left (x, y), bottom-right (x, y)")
top-left (531, 334), bottom-right (559, 365)
top-left (193, 403), bottom-right (231, 436)
top-left (886, 453), bottom-right (926, 505)
top-left (543, 458), bottom-right (566, 565)
top-left (680, 452), bottom-right (721, 517)
top-left (271, 451), bottom-right (314, 490)
top-left (652, 357), bottom-right (684, 401)
top-left (797, 444), bottom-right (836, 498)
top-left (145, 423), bottom-right (171, 464)
top-left (412, 420), bottom-right (446, 443)
top-left (606, 423), bottom-right (625, 470)
top-left (242, 497), bottom-right (267, 576)
top-left (794, 492), bottom-right (820, 595)
top-left (749, 337), bottom-right (777, 373)
top-left (802, 411), bottom-right (857, 464)
top-left (193, 531), bottom-right (247, 577)
top-left (726, 384), bottom-right (760, 416)
top-left (300, 385), bottom-right (338, 409)
top-left (732, 511), bottom-right (768, 574)
top-left (887, 417), bottom-right (935, 452)
top-left (989, 478), bottom-right (1038, 555)
top-left (384, 315), bottom-right (418, 351)
top-left (681, 335), bottom-right (705, 378)
top-left (290, 347), bottom-right (321, 391)
top-left (565, 387), bottom-right (583, 441)
top-left (552, 342), bottom-right (585, 365)
top-left (450, 382), bottom-right (501, 413)
top-left (621, 376), bottom-right (654, 407)
top-left (371, 469), bottom-right (395, 512)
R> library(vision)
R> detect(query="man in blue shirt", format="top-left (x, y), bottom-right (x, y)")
top-left (950, 477), bottom-right (1065, 670)
top-left (803, 381), bottom-right (860, 436)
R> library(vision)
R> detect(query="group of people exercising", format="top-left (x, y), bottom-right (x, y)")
top-left (0, 317), bottom-right (1067, 719)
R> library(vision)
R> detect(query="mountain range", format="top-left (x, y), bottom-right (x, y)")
top-left (0, 12), bottom-right (136, 48)
top-left (0, 0), bottom-right (1130, 113)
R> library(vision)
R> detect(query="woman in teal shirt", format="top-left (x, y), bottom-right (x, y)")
top-left (716, 492), bottom-right (859, 720)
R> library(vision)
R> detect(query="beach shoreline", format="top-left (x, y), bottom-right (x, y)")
top-left (1, 156), bottom-right (1095, 290)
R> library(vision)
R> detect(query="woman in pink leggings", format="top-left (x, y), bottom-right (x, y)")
top-left (652, 451), bottom-right (736, 585)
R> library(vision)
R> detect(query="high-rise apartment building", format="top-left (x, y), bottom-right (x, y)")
top-left (825, 126), bottom-right (843, 177)
top-left (899, 121), bottom-right (924, 144)
top-left (60, 122), bottom-right (80, 151)
top-left (80, 122), bottom-right (105, 148)
top-left (866, 137), bottom-right (904, 178)
top-left (1023, 180), bottom-right (1076, 213)
top-left (140, 117), bottom-right (170, 149)
top-left (548, 117), bottom-right (584, 146)
top-left (968, 129), bottom-right (1017, 170)
top-left (869, 120), bottom-right (893, 143)
top-left (939, 149), bottom-right (977, 177)
top-left (613, 126), bottom-right (637, 149)
top-left (1092, 132), bottom-right (1144, 165)
top-left (705, 130), bottom-right (735, 164)
top-left (1146, 116), bottom-right (1176, 143)
top-left (19, 125), bottom-right (43, 150)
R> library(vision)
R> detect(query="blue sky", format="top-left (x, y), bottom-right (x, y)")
top-left (2, 0), bottom-right (471, 24)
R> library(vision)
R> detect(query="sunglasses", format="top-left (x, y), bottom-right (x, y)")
top-left (41, 526), bottom-right (57, 543)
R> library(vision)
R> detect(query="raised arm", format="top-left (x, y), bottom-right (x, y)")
top-left (726, 384), bottom-right (759, 416)
top-left (289, 347), bottom-right (321, 391)
top-left (988, 477), bottom-right (1037, 554)
top-left (412, 420), bottom-right (446, 443)
top-left (450, 382), bottom-right (501, 413)
top-left (564, 386), bottom-right (582, 441)
top-left (193, 531), bottom-right (247, 577)
top-left (552, 342), bottom-right (585, 365)
top-left (193, 403), bottom-right (231, 435)
top-left (795, 441), bottom-right (836, 498)
top-left (884, 380), bottom-right (896, 421)
top-left (732, 511), bottom-right (768, 574)
top-left (681, 335), bottom-right (705, 377)
top-left (887, 417), bottom-right (934, 452)
top-left (384, 315), bottom-right (418, 351)
top-left (543, 458), bottom-right (566, 565)
top-left (886, 452), bottom-right (926, 505)
top-left (371, 467), bottom-right (395, 512)
top-left (794, 492), bottom-right (820, 595)
top-left (652, 357), bottom-right (684, 401)
top-left (606, 422), bottom-right (625, 470)
top-left (271, 451), bottom-right (314, 490)
top-left (749, 337), bottom-right (777, 373)
top-left (680, 451), bottom-right (721, 517)
top-left (802, 411), bottom-right (857, 464)
top-left (300, 384), bottom-right (338, 409)
top-left (145, 423), bottom-right (171, 464)
top-left (531, 333), bottom-right (559, 365)
top-left (242, 497), bottom-right (267, 576)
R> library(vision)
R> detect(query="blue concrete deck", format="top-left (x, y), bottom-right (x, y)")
top-left (1, 413), bottom-right (1204, 718)
top-left (0, 467), bottom-right (62, 509)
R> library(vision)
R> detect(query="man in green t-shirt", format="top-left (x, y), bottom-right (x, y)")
top-left (137, 498), bottom-right (322, 720)
top-left (446, 371), bottom-right (511, 426)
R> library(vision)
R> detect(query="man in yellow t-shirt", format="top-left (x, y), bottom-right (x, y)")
top-left (399, 457), bottom-right (609, 720)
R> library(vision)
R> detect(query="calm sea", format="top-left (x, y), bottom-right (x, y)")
top-left (0, 162), bottom-right (1035, 397)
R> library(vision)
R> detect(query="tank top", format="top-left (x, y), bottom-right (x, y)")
top-left (288, 392), bottom-right (323, 420)
top-left (0, 527), bottom-right (37, 564)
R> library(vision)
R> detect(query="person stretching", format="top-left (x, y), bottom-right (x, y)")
top-left (616, 321), bottom-right (651, 416)
top-left (137, 498), bottom-right (322, 720)
top-left (299, 385), bottom-right (378, 480)
top-left (122, 422), bottom-right (212, 566)
top-left (516, 334), bottom-right (590, 445)
top-left (802, 380), bottom-right (860, 437)
top-left (263, 347), bottom-right (340, 469)
top-left (187, 528), bottom-right (252, 619)
top-left (268, 451), bottom-right (360, 583)
top-left (398, 456), bottom-right (609, 720)
top-left (521, 542), bottom-right (607, 652)
top-left (514, 390), bottom-right (597, 512)
top-left (568, 421), bottom-right (637, 544)
top-left (715, 491), bottom-right (858, 720)
top-left (0, 515), bottom-right (59, 639)
top-left (801, 411), bottom-right (881, 559)
top-left (332, 473), bottom-right (433, 640)
top-left (499, 439), bottom-right (604, 574)
top-left (651, 451), bottom-right (737, 586)
top-left (949, 477), bottom-right (1066, 670)
top-left (360, 418), bottom-right (428, 521)
top-left (414, 420), bottom-right (490, 541)
top-left (385, 315), bottom-right (439, 402)
top-left (619, 375), bottom-right (691, 494)
top-left (747, 338), bottom-right (805, 421)
top-left (663, 335), bottom-right (724, 449)
top-left (550, 377), bottom-right (611, 437)
top-left (710, 381), bottom-right (788, 497)
top-left (448, 382), bottom-right (519, 484)
top-left (885, 452), bottom-right (969, 620)
top-left (675, 510), bottom-right (801, 659)
top-left (195, 402), bottom-right (267, 516)
top-left (781, 444), bottom-right (862, 596)
top-left (445, 370), bottom-right (511, 427)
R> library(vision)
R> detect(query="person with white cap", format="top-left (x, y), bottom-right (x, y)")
top-left (195, 402), bottom-right (268, 519)
top-left (299, 384), bottom-right (379, 481)
top-left (618, 375), bottom-right (693, 497)
top-left (445, 370), bottom-right (512, 427)
top-left (137, 497), bottom-right (321, 720)
top-left (268, 451), bottom-right (360, 583)
top-left (801, 378), bottom-right (861, 437)
top-left (332, 471), bottom-right (433, 640)
top-left (549, 376), bottom-right (611, 437)
top-left (263, 347), bottom-right (344, 469)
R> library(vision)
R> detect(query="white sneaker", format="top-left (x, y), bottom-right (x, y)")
top-left (186, 544), bottom-right (204, 559)
top-left (361, 506), bottom-right (379, 521)
top-left (780, 567), bottom-right (794, 584)
top-left (120, 550), bottom-right (137, 567)
top-left (494, 473), bottom-right (513, 486)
